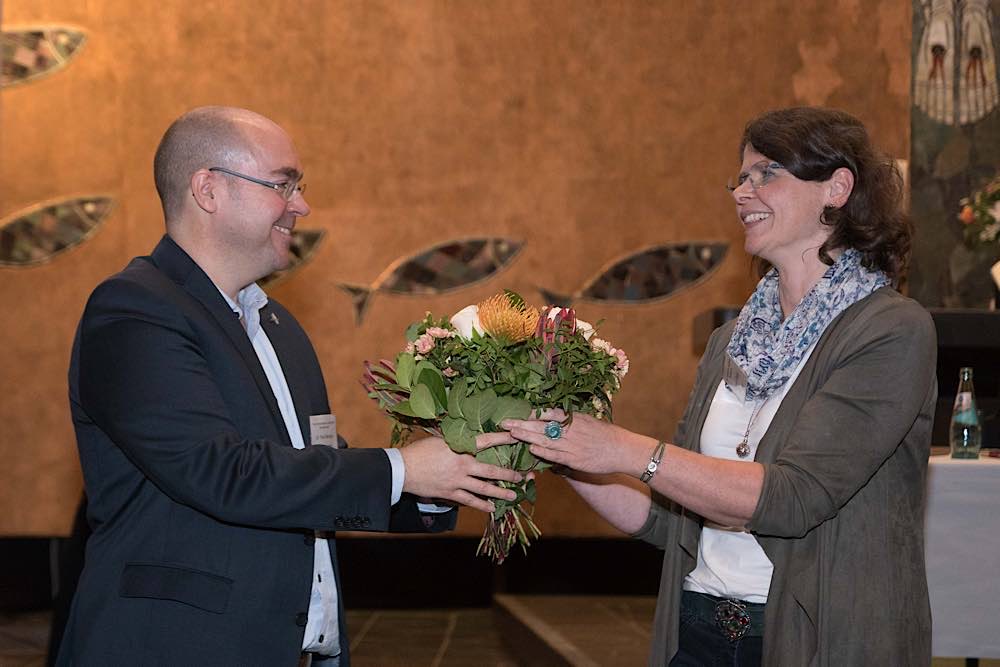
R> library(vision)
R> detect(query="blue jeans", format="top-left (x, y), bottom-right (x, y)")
top-left (669, 592), bottom-right (763, 667)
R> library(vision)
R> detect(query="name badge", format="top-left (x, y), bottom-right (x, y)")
top-left (309, 414), bottom-right (339, 448)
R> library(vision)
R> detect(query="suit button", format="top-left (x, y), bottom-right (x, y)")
top-left (304, 533), bottom-right (315, 545)
top-left (362, 518), bottom-right (371, 528)
top-left (334, 517), bottom-right (345, 528)
top-left (295, 612), bottom-right (308, 627)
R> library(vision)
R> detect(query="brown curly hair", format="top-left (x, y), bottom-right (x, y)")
top-left (740, 107), bottom-right (911, 283)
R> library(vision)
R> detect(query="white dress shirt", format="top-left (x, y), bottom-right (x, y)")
top-left (220, 284), bottom-right (412, 661)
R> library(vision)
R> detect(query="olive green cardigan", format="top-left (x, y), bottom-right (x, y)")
top-left (635, 287), bottom-right (937, 666)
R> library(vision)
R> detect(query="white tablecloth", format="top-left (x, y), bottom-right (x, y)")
top-left (925, 454), bottom-right (1000, 658)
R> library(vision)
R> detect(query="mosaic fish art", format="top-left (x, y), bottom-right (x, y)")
top-left (539, 242), bottom-right (728, 307)
top-left (259, 229), bottom-right (326, 288)
top-left (339, 238), bottom-right (522, 324)
top-left (0, 196), bottom-right (114, 267)
top-left (1, 28), bottom-right (87, 88)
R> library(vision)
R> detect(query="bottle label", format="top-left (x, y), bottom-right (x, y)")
top-left (953, 392), bottom-right (978, 425)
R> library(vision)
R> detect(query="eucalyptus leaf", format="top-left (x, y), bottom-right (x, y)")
top-left (447, 378), bottom-right (468, 419)
top-left (524, 478), bottom-right (537, 504)
top-left (416, 367), bottom-right (447, 410)
top-left (461, 388), bottom-right (498, 431)
top-left (475, 447), bottom-right (501, 466)
top-left (513, 444), bottom-right (538, 471)
top-left (395, 353), bottom-right (416, 389)
top-left (409, 383), bottom-right (438, 419)
top-left (442, 416), bottom-right (477, 453)
top-left (492, 396), bottom-right (532, 426)
top-left (391, 400), bottom-right (419, 418)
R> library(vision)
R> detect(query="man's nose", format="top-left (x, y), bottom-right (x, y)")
top-left (288, 191), bottom-right (310, 216)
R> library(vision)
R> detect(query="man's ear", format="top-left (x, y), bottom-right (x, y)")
top-left (826, 167), bottom-right (855, 210)
top-left (190, 169), bottom-right (218, 213)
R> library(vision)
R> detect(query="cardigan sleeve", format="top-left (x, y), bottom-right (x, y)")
top-left (632, 321), bottom-right (732, 547)
top-left (747, 297), bottom-right (937, 538)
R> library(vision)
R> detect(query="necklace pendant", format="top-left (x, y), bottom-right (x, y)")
top-left (736, 439), bottom-right (751, 459)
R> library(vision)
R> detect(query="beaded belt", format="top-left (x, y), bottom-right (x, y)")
top-left (681, 590), bottom-right (766, 641)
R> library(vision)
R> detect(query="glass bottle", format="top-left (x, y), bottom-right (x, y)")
top-left (950, 367), bottom-right (982, 459)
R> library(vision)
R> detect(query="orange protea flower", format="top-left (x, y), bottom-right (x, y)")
top-left (477, 292), bottom-right (540, 342)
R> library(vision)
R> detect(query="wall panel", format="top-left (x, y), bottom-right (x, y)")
top-left (0, 1), bottom-right (910, 536)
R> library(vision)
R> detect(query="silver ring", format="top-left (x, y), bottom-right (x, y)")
top-left (544, 421), bottom-right (563, 440)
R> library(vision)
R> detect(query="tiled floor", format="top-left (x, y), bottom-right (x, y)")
top-left (0, 608), bottom-right (521, 667)
top-left (3, 603), bottom-right (999, 666)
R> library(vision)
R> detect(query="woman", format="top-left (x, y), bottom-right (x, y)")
top-left (501, 107), bottom-right (937, 666)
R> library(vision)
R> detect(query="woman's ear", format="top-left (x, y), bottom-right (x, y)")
top-left (826, 167), bottom-right (855, 209)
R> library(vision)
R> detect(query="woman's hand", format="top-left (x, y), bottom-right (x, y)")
top-left (496, 408), bottom-right (648, 477)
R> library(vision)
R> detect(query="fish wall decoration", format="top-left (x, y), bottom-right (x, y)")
top-left (0, 196), bottom-right (114, 267)
top-left (1, 27), bottom-right (87, 88)
top-left (539, 242), bottom-right (728, 306)
top-left (340, 237), bottom-right (522, 323)
top-left (259, 228), bottom-right (326, 288)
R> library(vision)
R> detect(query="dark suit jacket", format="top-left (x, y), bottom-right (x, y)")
top-left (58, 235), bottom-right (454, 666)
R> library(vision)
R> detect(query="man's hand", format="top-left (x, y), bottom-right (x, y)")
top-left (401, 433), bottom-right (521, 513)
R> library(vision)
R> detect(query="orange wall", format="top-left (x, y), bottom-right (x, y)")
top-left (0, 1), bottom-right (910, 536)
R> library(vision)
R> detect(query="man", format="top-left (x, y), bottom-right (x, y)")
top-left (58, 107), bottom-right (519, 666)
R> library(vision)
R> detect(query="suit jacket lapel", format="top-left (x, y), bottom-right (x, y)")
top-left (260, 305), bottom-right (313, 446)
top-left (148, 235), bottom-right (290, 444)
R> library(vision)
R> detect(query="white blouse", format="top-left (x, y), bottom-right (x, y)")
top-left (683, 344), bottom-right (817, 603)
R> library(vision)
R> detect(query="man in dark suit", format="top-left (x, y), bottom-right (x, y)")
top-left (58, 106), bottom-right (520, 666)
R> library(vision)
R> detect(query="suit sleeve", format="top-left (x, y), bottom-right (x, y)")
top-left (77, 277), bottom-right (395, 532)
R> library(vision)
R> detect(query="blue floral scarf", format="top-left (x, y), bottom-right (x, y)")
top-left (725, 248), bottom-right (890, 401)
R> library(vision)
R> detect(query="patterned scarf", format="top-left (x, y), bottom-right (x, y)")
top-left (725, 248), bottom-right (890, 401)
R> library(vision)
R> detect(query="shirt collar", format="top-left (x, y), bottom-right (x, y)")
top-left (217, 283), bottom-right (269, 339)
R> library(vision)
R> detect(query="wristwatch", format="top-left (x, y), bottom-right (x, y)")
top-left (640, 441), bottom-right (667, 484)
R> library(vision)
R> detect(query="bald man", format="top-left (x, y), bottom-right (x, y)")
top-left (59, 107), bottom-right (518, 666)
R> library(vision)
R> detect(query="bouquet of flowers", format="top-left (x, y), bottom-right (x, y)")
top-left (958, 173), bottom-right (1000, 250)
top-left (362, 290), bottom-right (628, 563)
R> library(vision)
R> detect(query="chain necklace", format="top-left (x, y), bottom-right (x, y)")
top-left (736, 397), bottom-right (770, 459)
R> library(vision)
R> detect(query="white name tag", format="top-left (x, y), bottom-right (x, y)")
top-left (309, 414), bottom-right (339, 447)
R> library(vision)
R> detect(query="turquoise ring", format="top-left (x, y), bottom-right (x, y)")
top-left (544, 421), bottom-right (563, 440)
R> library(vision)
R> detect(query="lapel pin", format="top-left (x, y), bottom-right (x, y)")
top-left (269, 313), bottom-right (280, 326)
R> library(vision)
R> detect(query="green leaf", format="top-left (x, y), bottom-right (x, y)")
top-left (447, 378), bottom-right (467, 419)
top-left (504, 289), bottom-right (526, 309)
top-left (408, 383), bottom-right (438, 419)
top-left (524, 478), bottom-right (537, 504)
top-left (513, 444), bottom-right (538, 471)
top-left (461, 388), bottom-right (498, 431)
top-left (442, 416), bottom-right (477, 454)
top-left (492, 396), bottom-right (532, 426)
top-left (390, 400), bottom-right (419, 418)
top-left (395, 353), bottom-right (416, 389)
top-left (415, 367), bottom-right (447, 411)
top-left (475, 447), bottom-right (501, 466)
top-left (404, 321), bottom-right (423, 342)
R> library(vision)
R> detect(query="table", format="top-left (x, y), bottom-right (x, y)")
top-left (925, 454), bottom-right (1000, 659)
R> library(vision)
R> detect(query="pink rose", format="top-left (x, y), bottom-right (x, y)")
top-left (426, 326), bottom-right (455, 339)
top-left (414, 334), bottom-right (435, 354)
top-left (404, 342), bottom-right (415, 354)
top-left (442, 367), bottom-right (458, 377)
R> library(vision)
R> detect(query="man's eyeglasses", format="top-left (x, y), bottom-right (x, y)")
top-left (727, 160), bottom-right (785, 193)
top-left (209, 167), bottom-right (306, 201)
